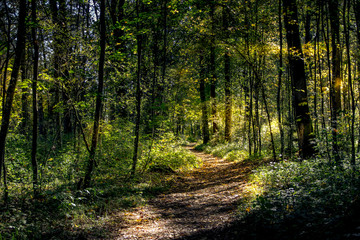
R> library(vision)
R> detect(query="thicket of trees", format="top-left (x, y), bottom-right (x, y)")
top-left (1, 0), bottom-right (360, 199)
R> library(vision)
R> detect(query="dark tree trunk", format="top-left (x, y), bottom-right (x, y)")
top-left (200, 54), bottom-right (209, 144)
top-left (83, 0), bottom-right (106, 188)
top-left (261, 82), bottom-right (276, 161)
top-left (2, 1), bottom-right (11, 111)
top-left (283, 0), bottom-right (315, 159)
top-left (328, 0), bottom-right (342, 164)
top-left (223, 6), bottom-right (232, 142)
top-left (210, 1), bottom-right (218, 134)
top-left (31, 0), bottom-right (39, 195)
top-left (131, 0), bottom-right (143, 177)
top-left (344, 0), bottom-right (355, 166)
top-left (0, 0), bottom-right (27, 201)
top-left (277, 0), bottom-right (284, 157)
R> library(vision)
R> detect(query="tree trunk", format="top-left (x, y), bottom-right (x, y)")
top-left (344, 0), bottom-right (355, 166)
top-left (261, 82), bottom-right (276, 161)
top-left (131, 0), bottom-right (143, 177)
top-left (223, 6), bottom-right (232, 142)
top-left (210, 1), bottom-right (218, 134)
top-left (83, 0), bottom-right (106, 188)
top-left (283, 0), bottom-right (315, 159)
top-left (277, 0), bottom-right (284, 157)
top-left (2, 1), bottom-right (11, 111)
top-left (328, 0), bottom-right (342, 164)
top-left (31, 0), bottom-right (39, 195)
top-left (0, 0), bottom-right (27, 201)
top-left (200, 54), bottom-right (210, 144)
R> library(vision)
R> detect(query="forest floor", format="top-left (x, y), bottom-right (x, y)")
top-left (100, 144), bottom-right (259, 240)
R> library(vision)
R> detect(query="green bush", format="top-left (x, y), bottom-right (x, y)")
top-left (142, 133), bottom-right (201, 172)
top-left (224, 150), bottom-right (249, 162)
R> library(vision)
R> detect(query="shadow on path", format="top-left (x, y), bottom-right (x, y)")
top-left (110, 144), bottom-right (260, 240)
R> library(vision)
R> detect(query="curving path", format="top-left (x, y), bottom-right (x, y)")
top-left (107, 145), bottom-right (255, 240)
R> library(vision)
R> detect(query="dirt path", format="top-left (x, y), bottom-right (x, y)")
top-left (108, 145), bottom-right (254, 240)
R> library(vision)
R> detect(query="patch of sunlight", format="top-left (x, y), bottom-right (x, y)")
top-left (261, 118), bottom-right (280, 136)
top-left (244, 182), bottom-right (264, 198)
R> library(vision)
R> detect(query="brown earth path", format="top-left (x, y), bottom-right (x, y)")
top-left (105, 144), bottom-right (256, 240)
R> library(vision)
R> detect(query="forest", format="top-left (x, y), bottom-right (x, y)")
top-left (1, 0), bottom-right (360, 239)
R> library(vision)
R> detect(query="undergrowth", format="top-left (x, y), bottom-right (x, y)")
top-left (196, 141), bottom-right (360, 238)
top-left (197, 142), bottom-right (250, 162)
top-left (238, 158), bottom-right (360, 238)
top-left (0, 129), bottom-right (200, 239)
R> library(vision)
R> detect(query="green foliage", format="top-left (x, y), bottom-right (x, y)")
top-left (0, 126), bottom-right (201, 239)
top-left (141, 133), bottom-right (202, 173)
top-left (239, 158), bottom-right (360, 237)
top-left (204, 143), bottom-right (249, 162)
top-left (224, 150), bottom-right (249, 162)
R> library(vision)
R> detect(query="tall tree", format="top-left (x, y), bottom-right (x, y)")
top-left (283, 0), bottom-right (315, 159)
top-left (223, 5), bottom-right (232, 142)
top-left (131, 0), bottom-right (143, 176)
top-left (0, 0), bottom-right (27, 200)
top-left (344, 0), bottom-right (355, 166)
top-left (31, 0), bottom-right (39, 195)
top-left (209, 0), bottom-right (218, 134)
top-left (277, 0), bottom-right (284, 157)
top-left (83, 0), bottom-right (106, 188)
top-left (200, 53), bottom-right (210, 144)
top-left (328, 0), bottom-right (342, 164)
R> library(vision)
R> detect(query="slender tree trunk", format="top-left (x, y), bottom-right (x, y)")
top-left (261, 82), bottom-right (276, 161)
top-left (131, 0), bottom-right (143, 176)
top-left (0, 0), bottom-right (27, 201)
top-left (354, 0), bottom-right (360, 154)
top-left (283, 0), bottom-right (315, 159)
top-left (160, 0), bottom-right (167, 114)
top-left (344, 0), bottom-right (355, 166)
top-left (328, 0), bottom-right (342, 164)
top-left (200, 54), bottom-right (209, 144)
top-left (277, 0), bottom-right (284, 157)
top-left (321, 1), bottom-right (334, 162)
top-left (223, 6), bottom-right (232, 142)
top-left (210, 1), bottom-right (218, 134)
top-left (83, 0), bottom-right (106, 188)
top-left (2, 1), bottom-right (11, 111)
top-left (31, 0), bottom-right (39, 195)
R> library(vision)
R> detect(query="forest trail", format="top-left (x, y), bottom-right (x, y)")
top-left (105, 144), bottom-right (255, 240)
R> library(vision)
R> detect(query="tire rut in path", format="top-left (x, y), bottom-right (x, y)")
top-left (113, 145), bottom-right (253, 240)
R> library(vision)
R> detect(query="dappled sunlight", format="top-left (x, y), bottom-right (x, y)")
top-left (111, 145), bottom-right (254, 239)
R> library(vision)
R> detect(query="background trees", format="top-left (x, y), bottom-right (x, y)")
top-left (2, 0), bottom-right (360, 231)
